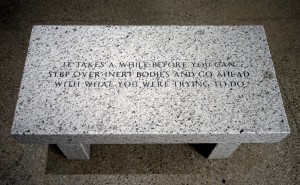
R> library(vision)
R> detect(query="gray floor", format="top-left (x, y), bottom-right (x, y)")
top-left (0, 0), bottom-right (299, 184)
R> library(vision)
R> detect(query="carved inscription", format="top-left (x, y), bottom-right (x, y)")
top-left (48, 60), bottom-right (250, 89)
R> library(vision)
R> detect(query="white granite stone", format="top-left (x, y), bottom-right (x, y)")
top-left (57, 143), bottom-right (90, 160)
top-left (208, 143), bottom-right (240, 159)
top-left (11, 26), bottom-right (290, 158)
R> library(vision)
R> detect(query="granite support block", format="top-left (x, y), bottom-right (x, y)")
top-left (208, 143), bottom-right (240, 159)
top-left (57, 143), bottom-right (90, 160)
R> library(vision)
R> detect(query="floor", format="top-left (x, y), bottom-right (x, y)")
top-left (0, 0), bottom-right (299, 184)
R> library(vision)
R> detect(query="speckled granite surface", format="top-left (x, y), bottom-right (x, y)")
top-left (11, 25), bottom-right (289, 144)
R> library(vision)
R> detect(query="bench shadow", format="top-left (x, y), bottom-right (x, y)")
top-left (45, 144), bottom-right (217, 174)
top-left (189, 144), bottom-right (217, 158)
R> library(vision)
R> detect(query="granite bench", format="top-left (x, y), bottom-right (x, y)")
top-left (12, 25), bottom-right (290, 159)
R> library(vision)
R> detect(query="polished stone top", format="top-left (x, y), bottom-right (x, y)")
top-left (11, 26), bottom-right (289, 143)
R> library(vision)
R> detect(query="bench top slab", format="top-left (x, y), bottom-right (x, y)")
top-left (12, 25), bottom-right (289, 143)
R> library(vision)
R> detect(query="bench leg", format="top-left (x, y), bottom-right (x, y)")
top-left (57, 144), bottom-right (90, 160)
top-left (208, 143), bottom-right (240, 159)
